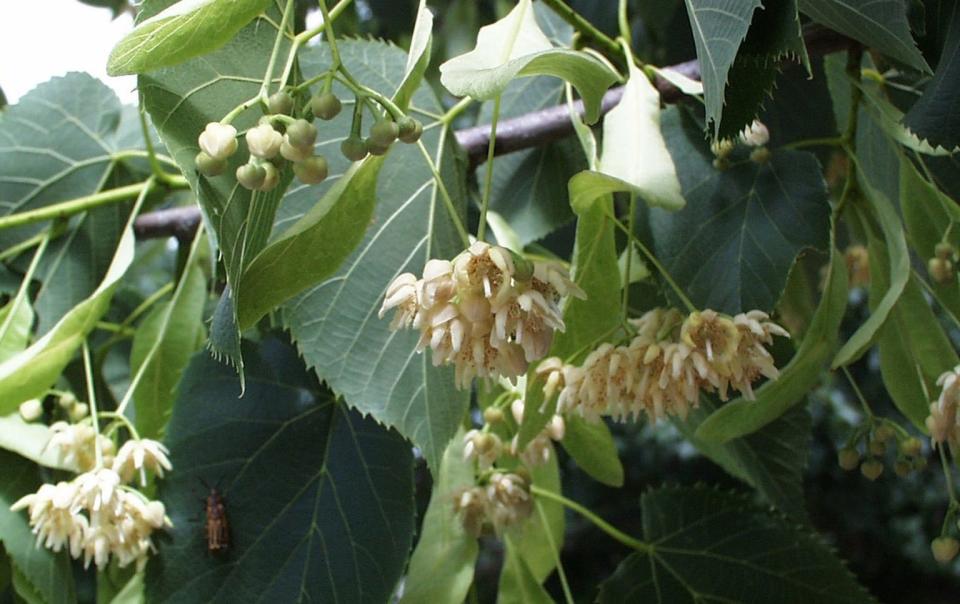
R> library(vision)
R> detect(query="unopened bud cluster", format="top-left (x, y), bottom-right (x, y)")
top-left (379, 241), bottom-right (585, 387)
top-left (837, 420), bottom-right (925, 481)
top-left (928, 242), bottom-right (957, 284)
top-left (11, 415), bottom-right (172, 570)
top-left (536, 307), bottom-right (788, 423)
top-left (453, 471), bottom-right (532, 537)
top-left (711, 120), bottom-right (771, 169)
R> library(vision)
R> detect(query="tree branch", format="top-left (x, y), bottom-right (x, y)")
top-left (132, 25), bottom-right (857, 241)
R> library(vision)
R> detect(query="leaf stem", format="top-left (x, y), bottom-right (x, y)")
top-left (82, 341), bottom-right (104, 469)
top-left (535, 499), bottom-right (575, 604)
top-left (477, 95), bottom-right (502, 242)
top-left (415, 136), bottom-right (471, 247)
top-left (617, 0), bottom-right (631, 44)
top-left (530, 485), bottom-right (651, 553)
top-left (317, 0), bottom-right (343, 70)
top-left (0, 178), bottom-right (187, 233)
top-left (262, 0), bottom-right (296, 96)
top-left (782, 136), bottom-right (845, 151)
top-left (840, 365), bottom-right (874, 419)
top-left (280, 0), bottom-right (356, 89)
top-left (137, 103), bottom-right (181, 187)
top-left (441, 97), bottom-right (474, 126)
top-left (539, 0), bottom-right (622, 62)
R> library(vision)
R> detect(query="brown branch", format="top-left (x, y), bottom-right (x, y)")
top-left (132, 25), bottom-right (857, 241)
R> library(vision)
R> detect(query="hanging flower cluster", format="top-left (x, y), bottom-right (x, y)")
top-left (536, 307), bottom-right (789, 423)
top-left (453, 471), bottom-right (533, 537)
top-left (11, 422), bottom-right (172, 571)
top-left (928, 365), bottom-right (960, 449)
top-left (379, 241), bottom-right (585, 387)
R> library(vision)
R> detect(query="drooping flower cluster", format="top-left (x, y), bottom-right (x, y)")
top-left (452, 471), bottom-right (533, 537)
top-left (536, 307), bottom-right (789, 423)
top-left (379, 241), bottom-right (585, 387)
top-left (12, 426), bottom-right (172, 571)
top-left (928, 366), bottom-right (960, 449)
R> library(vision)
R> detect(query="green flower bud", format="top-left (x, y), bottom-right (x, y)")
top-left (285, 119), bottom-right (317, 150)
top-left (932, 537), bottom-right (960, 564)
top-left (280, 140), bottom-right (311, 162)
top-left (860, 459), bottom-right (884, 481)
top-left (366, 137), bottom-right (391, 157)
top-left (868, 439), bottom-right (886, 456)
top-left (196, 151), bottom-right (226, 177)
top-left (749, 147), bottom-right (771, 164)
top-left (236, 163), bottom-right (267, 190)
top-left (936, 242), bottom-right (955, 261)
top-left (57, 392), bottom-right (78, 409)
top-left (68, 402), bottom-right (89, 422)
top-left (258, 162), bottom-right (280, 192)
top-left (837, 447), bottom-right (860, 471)
top-left (311, 92), bottom-right (342, 120)
top-left (268, 91), bottom-right (295, 116)
top-left (874, 424), bottom-right (895, 442)
top-left (341, 136), bottom-right (368, 162)
top-left (483, 407), bottom-right (504, 424)
top-left (369, 118), bottom-right (399, 146)
top-left (928, 257), bottom-right (954, 283)
top-left (893, 459), bottom-right (912, 478)
top-left (900, 437), bottom-right (922, 457)
top-left (293, 156), bottom-right (328, 185)
top-left (397, 117), bottom-right (423, 144)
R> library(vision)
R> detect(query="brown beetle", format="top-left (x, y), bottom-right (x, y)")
top-left (204, 487), bottom-right (230, 554)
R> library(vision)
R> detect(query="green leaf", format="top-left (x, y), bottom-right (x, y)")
top-left (0, 217), bottom-right (135, 415)
top-left (855, 77), bottom-right (956, 155)
top-left (139, 0), bottom-right (296, 374)
top-left (107, 0), bottom-right (272, 76)
top-left (904, 2), bottom-right (960, 150)
top-left (236, 157), bottom-right (384, 329)
top-left (832, 178), bottom-right (909, 367)
top-left (497, 549), bottom-right (553, 604)
top-left (677, 400), bottom-right (811, 520)
top-left (0, 450), bottom-right (77, 604)
top-left (280, 40), bottom-right (468, 472)
top-left (0, 73), bottom-right (123, 248)
top-left (798, 0), bottom-right (930, 72)
top-left (106, 571), bottom-right (145, 604)
top-left (517, 185), bottom-right (620, 448)
top-left (146, 336), bottom-right (415, 603)
top-left (683, 0), bottom-right (763, 137)
top-left (696, 244), bottom-right (849, 443)
top-left (651, 107), bottom-right (831, 314)
top-left (597, 486), bottom-right (875, 603)
top-left (392, 0), bottom-right (434, 111)
top-left (400, 428), bottom-right (478, 604)
top-left (129, 245), bottom-right (207, 440)
top-left (0, 299), bottom-right (33, 362)
top-left (0, 414), bottom-right (68, 470)
top-left (598, 60), bottom-right (684, 210)
top-left (439, 0), bottom-right (617, 123)
top-left (561, 416), bottom-right (624, 487)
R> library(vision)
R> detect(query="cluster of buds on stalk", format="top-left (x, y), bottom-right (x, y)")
top-left (711, 119), bottom-right (771, 169)
top-left (452, 470), bottom-right (533, 537)
top-left (836, 419), bottom-right (925, 481)
top-left (378, 241), bottom-right (585, 387)
top-left (11, 399), bottom-right (173, 571)
top-left (535, 307), bottom-right (788, 423)
top-left (928, 242), bottom-right (957, 284)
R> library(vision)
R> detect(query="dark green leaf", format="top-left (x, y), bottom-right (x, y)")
top-left (682, 0), bottom-right (762, 137)
top-left (799, 0), bottom-right (930, 72)
top-left (0, 451), bottom-right (76, 604)
top-left (651, 107), bottom-right (831, 314)
top-left (147, 336), bottom-right (415, 603)
top-left (904, 1), bottom-right (960, 150)
top-left (108, 0), bottom-right (273, 76)
top-left (597, 486), bottom-right (875, 604)
top-left (280, 41), bottom-right (469, 472)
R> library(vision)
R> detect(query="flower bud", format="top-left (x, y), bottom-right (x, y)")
top-left (739, 120), bottom-right (770, 147)
top-left (198, 122), bottom-right (238, 160)
top-left (900, 437), bottom-right (922, 457)
top-left (710, 138), bottom-right (734, 159)
top-left (928, 257), bottom-right (954, 283)
top-left (546, 415), bottom-right (565, 441)
top-left (311, 92), bottom-right (342, 120)
top-left (932, 537), bottom-right (960, 563)
top-left (874, 424), bottom-right (895, 442)
top-left (280, 140), bottom-right (311, 162)
top-left (749, 147), bottom-right (770, 164)
top-left (268, 91), bottom-right (295, 116)
top-left (285, 119), bottom-right (317, 150)
top-left (236, 163), bottom-right (267, 190)
top-left (511, 399), bottom-right (525, 424)
top-left (57, 392), bottom-right (78, 409)
top-left (483, 407), bottom-right (504, 424)
top-left (860, 459), bottom-right (884, 481)
top-left (69, 402), bottom-right (89, 421)
top-left (195, 151), bottom-right (227, 177)
top-left (893, 459), bottom-right (912, 477)
top-left (935, 242), bottom-right (955, 261)
top-left (366, 138), bottom-right (390, 156)
top-left (18, 399), bottom-right (42, 422)
top-left (369, 119), bottom-right (399, 147)
top-left (837, 447), bottom-right (860, 471)
top-left (246, 124), bottom-right (283, 159)
top-left (293, 156), bottom-right (328, 185)
top-left (341, 137), bottom-right (368, 161)
top-left (868, 439), bottom-right (886, 456)
top-left (397, 117), bottom-right (423, 144)
top-left (258, 162), bottom-right (279, 192)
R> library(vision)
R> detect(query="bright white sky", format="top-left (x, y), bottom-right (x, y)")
top-left (1, 1), bottom-right (136, 104)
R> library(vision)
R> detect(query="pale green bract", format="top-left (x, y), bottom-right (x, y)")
top-left (439, 0), bottom-right (617, 123)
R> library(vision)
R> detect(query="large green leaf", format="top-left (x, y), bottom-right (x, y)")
top-left (0, 73), bottom-right (123, 247)
top-left (400, 428), bottom-right (478, 604)
top-left (0, 451), bottom-right (76, 604)
top-left (696, 245), bottom-right (848, 443)
top-left (904, 1), bottom-right (960, 150)
top-left (597, 486), bottom-right (875, 603)
top-left (0, 414), bottom-right (67, 470)
top-left (0, 298), bottom-right (33, 362)
top-left (561, 416), bottom-right (624, 487)
top-left (677, 400), bottom-right (811, 520)
top-left (129, 241), bottom-right (207, 440)
top-left (439, 0), bottom-right (617, 123)
top-left (650, 107), bottom-right (831, 314)
top-left (107, 0), bottom-right (273, 75)
top-left (139, 0), bottom-right (296, 372)
top-left (146, 337), bottom-right (415, 603)
top-left (280, 41), bottom-right (468, 472)
top-left (683, 0), bottom-right (762, 137)
top-left (798, 0), bottom-right (930, 72)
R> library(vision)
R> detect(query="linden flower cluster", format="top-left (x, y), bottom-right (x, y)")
top-left (11, 424), bottom-right (172, 571)
top-left (379, 241), bottom-right (585, 387)
top-left (453, 471), bottom-right (533, 537)
top-left (536, 307), bottom-right (789, 423)
top-left (928, 365), bottom-right (960, 449)
top-left (509, 399), bottom-right (565, 467)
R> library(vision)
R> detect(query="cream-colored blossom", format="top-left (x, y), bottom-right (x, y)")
top-left (112, 439), bottom-right (173, 485)
top-left (48, 422), bottom-right (116, 471)
top-left (929, 366), bottom-right (960, 447)
top-left (452, 486), bottom-right (487, 537)
top-left (508, 400), bottom-right (565, 466)
top-left (739, 120), bottom-right (770, 147)
top-left (485, 472), bottom-right (532, 532)
top-left (463, 429), bottom-right (502, 468)
top-left (198, 122), bottom-right (238, 160)
top-left (245, 123), bottom-right (283, 159)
